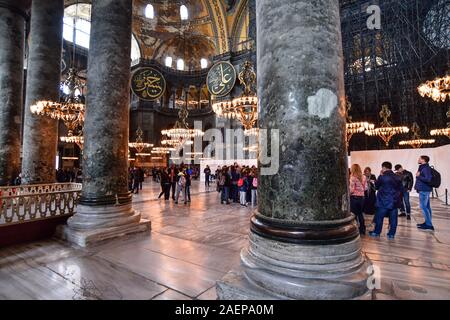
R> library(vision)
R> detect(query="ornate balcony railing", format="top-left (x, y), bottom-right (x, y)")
top-left (0, 183), bottom-right (82, 226)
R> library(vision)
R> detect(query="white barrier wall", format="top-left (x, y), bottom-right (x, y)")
top-left (199, 159), bottom-right (258, 182)
top-left (350, 144), bottom-right (450, 201)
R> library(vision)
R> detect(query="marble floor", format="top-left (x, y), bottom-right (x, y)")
top-left (1, 181), bottom-right (449, 300)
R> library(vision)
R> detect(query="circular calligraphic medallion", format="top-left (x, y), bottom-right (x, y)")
top-left (206, 61), bottom-right (236, 97)
top-left (131, 67), bottom-right (166, 100)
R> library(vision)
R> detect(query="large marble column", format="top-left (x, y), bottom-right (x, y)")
top-left (217, 0), bottom-right (369, 299)
top-left (0, 0), bottom-right (29, 185)
top-left (21, 0), bottom-right (63, 184)
top-left (60, 0), bottom-right (150, 247)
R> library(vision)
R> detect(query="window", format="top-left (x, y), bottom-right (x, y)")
top-left (63, 3), bottom-right (141, 61)
top-left (177, 58), bottom-right (185, 71)
top-left (144, 4), bottom-right (154, 19)
top-left (200, 58), bottom-right (208, 69)
top-left (180, 5), bottom-right (188, 20)
top-left (165, 56), bottom-right (173, 67)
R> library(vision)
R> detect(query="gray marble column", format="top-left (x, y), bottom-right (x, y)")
top-left (60, 0), bottom-right (150, 247)
top-left (21, 0), bottom-right (63, 184)
top-left (0, 1), bottom-right (29, 185)
top-left (217, 0), bottom-right (369, 299)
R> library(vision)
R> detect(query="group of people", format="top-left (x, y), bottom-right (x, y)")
top-left (214, 163), bottom-right (258, 207)
top-left (349, 155), bottom-right (436, 240)
top-left (157, 164), bottom-right (192, 204)
top-left (128, 166), bottom-right (145, 194)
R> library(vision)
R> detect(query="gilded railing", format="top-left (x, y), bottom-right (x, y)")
top-left (0, 183), bottom-right (82, 226)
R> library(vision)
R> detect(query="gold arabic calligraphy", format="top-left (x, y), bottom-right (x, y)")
top-left (132, 68), bottom-right (165, 100)
top-left (208, 62), bottom-right (235, 96)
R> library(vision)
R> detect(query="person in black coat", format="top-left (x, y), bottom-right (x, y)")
top-left (394, 164), bottom-right (414, 219)
top-left (363, 167), bottom-right (377, 216)
top-left (369, 162), bottom-right (404, 239)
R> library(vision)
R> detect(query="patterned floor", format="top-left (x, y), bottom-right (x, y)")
top-left (0, 181), bottom-right (449, 300)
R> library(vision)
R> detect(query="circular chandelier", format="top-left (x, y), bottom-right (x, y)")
top-left (60, 131), bottom-right (84, 150)
top-left (244, 127), bottom-right (259, 137)
top-left (161, 105), bottom-right (204, 139)
top-left (212, 61), bottom-right (258, 130)
top-left (30, 68), bottom-right (85, 136)
top-left (418, 74), bottom-right (450, 103)
top-left (151, 147), bottom-right (175, 154)
top-left (365, 105), bottom-right (409, 146)
top-left (399, 122), bottom-right (435, 148)
top-left (129, 127), bottom-right (153, 153)
top-left (345, 99), bottom-right (374, 147)
top-left (430, 106), bottom-right (450, 138)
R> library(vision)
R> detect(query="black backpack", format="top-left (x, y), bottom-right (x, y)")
top-left (429, 167), bottom-right (441, 188)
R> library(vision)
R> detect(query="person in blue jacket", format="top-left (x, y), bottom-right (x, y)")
top-left (415, 155), bottom-right (434, 231)
top-left (369, 161), bottom-right (404, 239)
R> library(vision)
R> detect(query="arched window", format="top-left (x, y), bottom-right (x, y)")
top-left (200, 58), bottom-right (208, 69)
top-left (144, 4), bottom-right (154, 19)
top-left (165, 56), bottom-right (173, 67)
top-left (180, 5), bottom-right (188, 20)
top-left (63, 3), bottom-right (141, 61)
top-left (177, 58), bottom-right (185, 71)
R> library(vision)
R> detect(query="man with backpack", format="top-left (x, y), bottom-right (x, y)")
top-left (415, 155), bottom-right (437, 231)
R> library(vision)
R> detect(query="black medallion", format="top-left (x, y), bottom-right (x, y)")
top-left (206, 61), bottom-right (237, 97)
top-left (131, 67), bottom-right (166, 100)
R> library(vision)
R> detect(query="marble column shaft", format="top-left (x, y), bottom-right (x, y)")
top-left (79, 0), bottom-right (132, 205)
top-left (217, 0), bottom-right (368, 300)
top-left (63, 0), bottom-right (150, 246)
top-left (21, 0), bottom-right (63, 184)
top-left (0, 1), bottom-right (28, 185)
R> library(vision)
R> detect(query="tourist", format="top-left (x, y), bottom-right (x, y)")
top-left (230, 165), bottom-right (240, 203)
top-left (415, 155), bottom-right (434, 231)
top-left (394, 164), bottom-right (414, 220)
top-left (185, 169), bottom-right (191, 203)
top-left (128, 168), bottom-right (134, 191)
top-left (369, 161), bottom-right (403, 239)
top-left (168, 164), bottom-right (178, 200)
top-left (158, 168), bottom-right (169, 200)
top-left (175, 171), bottom-right (187, 204)
top-left (246, 170), bottom-right (254, 205)
top-left (132, 168), bottom-right (140, 194)
top-left (238, 170), bottom-right (249, 207)
top-left (204, 165), bottom-right (211, 187)
top-left (13, 173), bottom-right (22, 186)
top-left (363, 167), bottom-right (377, 217)
top-left (349, 164), bottom-right (367, 235)
top-left (137, 167), bottom-right (144, 190)
top-left (220, 166), bottom-right (231, 205)
top-left (251, 169), bottom-right (258, 207)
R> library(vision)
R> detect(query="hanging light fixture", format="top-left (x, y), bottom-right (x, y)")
top-left (365, 104), bottom-right (409, 146)
top-left (161, 104), bottom-right (204, 139)
top-left (345, 99), bottom-right (374, 147)
top-left (31, 1), bottom-right (86, 143)
top-left (418, 74), bottom-right (450, 103)
top-left (212, 61), bottom-right (258, 130)
top-left (129, 127), bottom-right (153, 153)
top-left (430, 106), bottom-right (450, 138)
top-left (399, 122), bottom-right (435, 148)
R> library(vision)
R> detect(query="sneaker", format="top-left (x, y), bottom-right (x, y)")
top-left (398, 212), bottom-right (406, 217)
top-left (418, 224), bottom-right (435, 231)
top-left (387, 234), bottom-right (395, 240)
top-left (368, 232), bottom-right (380, 237)
top-left (406, 215), bottom-right (411, 221)
top-left (417, 223), bottom-right (426, 228)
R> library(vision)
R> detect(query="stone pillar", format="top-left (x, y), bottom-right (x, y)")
top-left (21, 0), bottom-right (63, 184)
top-left (0, 1), bottom-right (29, 185)
top-left (60, 0), bottom-right (150, 247)
top-left (217, 0), bottom-right (369, 299)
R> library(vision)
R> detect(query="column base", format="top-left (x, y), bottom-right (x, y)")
top-left (56, 203), bottom-right (151, 247)
top-left (216, 232), bottom-right (371, 300)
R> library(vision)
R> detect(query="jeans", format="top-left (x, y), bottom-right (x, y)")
top-left (205, 175), bottom-right (210, 187)
top-left (400, 191), bottom-right (411, 214)
top-left (231, 184), bottom-right (239, 202)
top-left (240, 191), bottom-right (247, 205)
top-left (419, 191), bottom-right (433, 226)
top-left (185, 186), bottom-right (191, 202)
top-left (171, 182), bottom-right (176, 199)
top-left (221, 186), bottom-right (230, 203)
top-left (373, 207), bottom-right (398, 236)
top-left (175, 184), bottom-right (185, 203)
top-left (350, 196), bottom-right (366, 234)
top-left (251, 189), bottom-right (257, 207)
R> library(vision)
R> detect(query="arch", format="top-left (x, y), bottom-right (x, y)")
top-left (202, 0), bottom-right (230, 54)
top-left (230, 0), bottom-right (249, 51)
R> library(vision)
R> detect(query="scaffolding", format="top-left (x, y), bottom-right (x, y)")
top-left (340, 0), bottom-right (450, 150)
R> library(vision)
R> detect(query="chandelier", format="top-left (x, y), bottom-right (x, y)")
top-left (430, 106), bottom-right (450, 138)
top-left (399, 122), bottom-right (435, 148)
top-left (212, 61), bottom-right (258, 130)
top-left (161, 104), bottom-right (204, 139)
top-left (345, 99), bottom-right (374, 147)
top-left (60, 130), bottom-right (84, 150)
top-left (418, 74), bottom-right (450, 102)
top-left (151, 147), bottom-right (175, 154)
top-left (30, 67), bottom-right (85, 135)
top-left (129, 127), bottom-right (153, 153)
top-left (244, 127), bottom-right (259, 137)
top-left (365, 105), bottom-right (409, 146)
